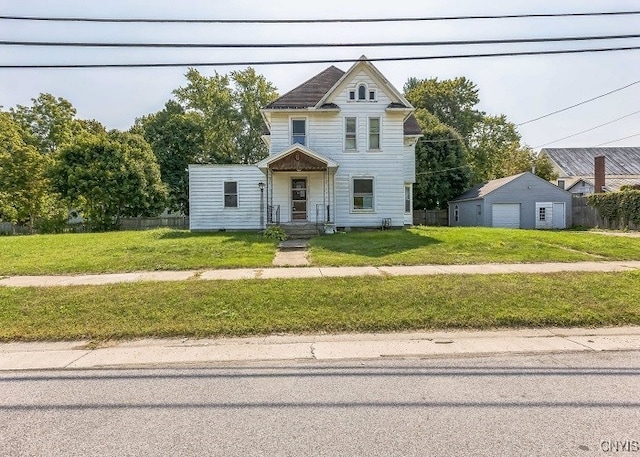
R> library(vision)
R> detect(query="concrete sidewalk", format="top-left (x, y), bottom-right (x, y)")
top-left (1, 327), bottom-right (640, 370)
top-left (2, 260), bottom-right (640, 287)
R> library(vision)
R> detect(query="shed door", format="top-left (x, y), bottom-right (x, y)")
top-left (492, 203), bottom-right (520, 228)
top-left (552, 202), bottom-right (566, 229)
top-left (535, 202), bottom-right (553, 229)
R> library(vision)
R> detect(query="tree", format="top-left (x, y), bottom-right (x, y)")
top-left (52, 131), bottom-right (167, 231)
top-left (173, 67), bottom-right (277, 164)
top-left (467, 114), bottom-right (521, 182)
top-left (0, 112), bottom-right (66, 231)
top-left (133, 101), bottom-right (205, 214)
top-left (413, 118), bottom-right (471, 210)
top-left (10, 93), bottom-right (82, 155)
top-left (404, 76), bottom-right (484, 140)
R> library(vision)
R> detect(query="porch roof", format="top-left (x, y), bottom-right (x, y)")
top-left (256, 144), bottom-right (339, 172)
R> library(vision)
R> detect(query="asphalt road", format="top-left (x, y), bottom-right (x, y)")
top-left (1, 351), bottom-right (639, 457)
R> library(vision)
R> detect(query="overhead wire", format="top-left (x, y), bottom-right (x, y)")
top-left (1, 10), bottom-right (639, 23)
top-left (3, 33), bottom-right (640, 48)
top-left (533, 109), bottom-right (640, 148)
top-left (2, 45), bottom-right (640, 68)
top-left (594, 132), bottom-right (640, 147)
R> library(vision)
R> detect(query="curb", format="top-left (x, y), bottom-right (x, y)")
top-left (2, 327), bottom-right (640, 371)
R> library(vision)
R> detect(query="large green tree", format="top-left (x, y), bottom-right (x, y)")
top-left (404, 76), bottom-right (484, 140)
top-left (52, 131), bottom-right (167, 231)
top-left (10, 93), bottom-right (84, 155)
top-left (0, 112), bottom-right (67, 231)
top-left (133, 101), bottom-right (205, 214)
top-left (413, 119), bottom-right (472, 210)
top-left (173, 67), bottom-right (278, 164)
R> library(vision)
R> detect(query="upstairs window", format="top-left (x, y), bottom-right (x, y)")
top-left (369, 89), bottom-right (376, 101)
top-left (358, 84), bottom-right (367, 100)
top-left (368, 117), bottom-right (380, 150)
top-left (345, 117), bottom-right (357, 150)
top-left (224, 181), bottom-right (238, 208)
top-left (291, 119), bottom-right (306, 146)
top-left (349, 90), bottom-right (356, 101)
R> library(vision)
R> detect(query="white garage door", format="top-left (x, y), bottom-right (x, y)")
top-left (492, 203), bottom-right (520, 228)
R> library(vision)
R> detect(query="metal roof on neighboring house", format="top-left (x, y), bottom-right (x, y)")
top-left (566, 176), bottom-right (640, 192)
top-left (541, 147), bottom-right (640, 176)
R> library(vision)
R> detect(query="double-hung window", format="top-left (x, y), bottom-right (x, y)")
top-left (345, 117), bottom-right (357, 151)
top-left (291, 119), bottom-right (306, 146)
top-left (353, 178), bottom-right (374, 211)
top-left (368, 117), bottom-right (380, 150)
top-left (224, 182), bottom-right (238, 208)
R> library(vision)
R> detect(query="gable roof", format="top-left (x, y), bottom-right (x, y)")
top-left (256, 143), bottom-right (339, 171)
top-left (265, 66), bottom-right (345, 110)
top-left (450, 173), bottom-right (526, 202)
top-left (541, 147), bottom-right (640, 176)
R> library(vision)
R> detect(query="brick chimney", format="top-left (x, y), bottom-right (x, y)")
top-left (594, 155), bottom-right (605, 193)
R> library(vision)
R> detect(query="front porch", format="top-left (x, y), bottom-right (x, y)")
top-left (257, 145), bottom-right (339, 229)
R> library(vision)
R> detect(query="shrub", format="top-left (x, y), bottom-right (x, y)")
top-left (263, 225), bottom-right (287, 241)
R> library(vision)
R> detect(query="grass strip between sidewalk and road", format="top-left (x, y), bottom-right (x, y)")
top-left (1, 271), bottom-right (639, 342)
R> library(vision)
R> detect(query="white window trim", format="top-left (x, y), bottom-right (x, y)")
top-left (223, 181), bottom-right (238, 209)
top-left (290, 117), bottom-right (307, 146)
top-left (351, 176), bottom-right (376, 213)
top-left (368, 88), bottom-right (377, 101)
top-left (404, 184), bottom-right (412, 214)
top-left (367, 116), bottom-right (382, 151)
top-left (344, 116), bottom-right (358, 152)
top-left (357, 83), bottom-right (367, 101)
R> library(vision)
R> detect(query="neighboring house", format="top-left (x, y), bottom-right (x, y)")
top-left (189, 56), bottom-right (422, 232)
top-left (539, 147), bottom-right (640, 195)
top-left (449, 172), bottom-right (573, 229)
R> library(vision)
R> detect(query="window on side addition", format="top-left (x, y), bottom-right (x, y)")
top-left (224, 181), bottom-right (238, 208)
top-left (345, 117), bottom-right (357, 150)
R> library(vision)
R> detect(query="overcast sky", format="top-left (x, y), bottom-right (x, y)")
top-left (1, 0), bottom-right (639, 151)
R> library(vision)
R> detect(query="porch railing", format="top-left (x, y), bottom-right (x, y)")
top-left (315, 204), bottom-right (331, 224)
top-left (267, 205), bottom-right (280, 224)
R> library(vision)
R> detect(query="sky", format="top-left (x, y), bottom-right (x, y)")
top-left (1, 0), bottom-right (639, 151)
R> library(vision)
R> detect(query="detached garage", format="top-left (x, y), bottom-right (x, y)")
top-left (449, 172), bottom-right (572, 229)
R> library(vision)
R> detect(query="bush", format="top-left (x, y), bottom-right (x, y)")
top-left (263, 225), bottom-right (287, 241)
top-left (588, 190), bottom-right (640, 226)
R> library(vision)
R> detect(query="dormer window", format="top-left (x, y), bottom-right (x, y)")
top-left (358, 84), bottom-right (366, 100)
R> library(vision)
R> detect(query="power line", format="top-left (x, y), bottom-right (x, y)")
top-left (533, 109), bottom-right (640, 148)
top-left (1, 11), bottom-right (639, 23)
top-left (3, 34), bottom-right (640, 48)
top-left (2, 45), bottom-right (639, 69)
top-left (594, 132), bottom-right (640, 147)
top-left (517, 79), bottom-right (640, 126)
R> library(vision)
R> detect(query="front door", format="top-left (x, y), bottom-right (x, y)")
top-left (291, 178), bottom-right (307, 221)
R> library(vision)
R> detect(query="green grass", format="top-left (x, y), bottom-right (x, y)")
top-left (310, 227), bottom-right (640, 266)
top-left (1, 271), bottom-right (639, 341)
top-left (0, 229), bottom-right (278, 275)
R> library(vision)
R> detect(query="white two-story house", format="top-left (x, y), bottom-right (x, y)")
top-left (189, 56), bottom-right (422, 232)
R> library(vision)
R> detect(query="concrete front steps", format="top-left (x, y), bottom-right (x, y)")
top-left (278, 223), bottom-right (320, 239)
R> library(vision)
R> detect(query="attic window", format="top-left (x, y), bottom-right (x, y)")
top-left (358, 84), bottom-right (366, 100)
top-left (349, 90), bottom-right (355, 100)
top-left (369, 89), bottom-right (376, 101)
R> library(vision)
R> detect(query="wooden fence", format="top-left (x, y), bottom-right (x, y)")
top-left (413, 209), bottom-right (449, 226)
top-left (572, 196), bottom-right (639, 230)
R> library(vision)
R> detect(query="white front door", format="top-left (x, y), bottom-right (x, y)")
top-left (552, 202), bottom-right (566, 229)
top-left (291, 178), bottom-right (307, 221)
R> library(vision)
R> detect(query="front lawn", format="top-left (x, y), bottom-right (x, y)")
top-left (1, 271), bottom-right (639, 341)
top-left (309, 227), bottom-right (640, 266)
top-left (0, 229), bottom-right (277, 275)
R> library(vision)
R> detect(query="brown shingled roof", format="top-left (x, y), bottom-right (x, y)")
top-left (403, 114), bottom-right (422, 136)
top-left (265, 66), bottom-right (345, 109)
